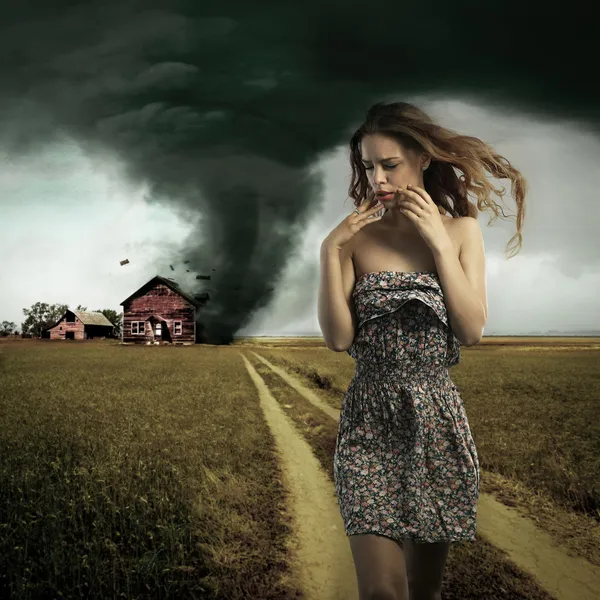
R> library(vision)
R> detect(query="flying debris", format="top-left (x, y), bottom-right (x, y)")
top-left (196, 275), bottom-right (211, 280)
top-left (183, 260), bottom-right (190, 264)
top-left (169, 265), bottom-right (174, 271)
top-left (120, 259), bottom-right (129, 266)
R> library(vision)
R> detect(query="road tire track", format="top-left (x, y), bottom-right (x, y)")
top-left (240, 353), bottom-right (359, 600)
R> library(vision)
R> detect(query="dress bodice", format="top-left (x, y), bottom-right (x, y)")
top-left (348, 271), bottom-right (461, 371)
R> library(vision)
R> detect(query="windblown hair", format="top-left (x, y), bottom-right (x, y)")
top-left (348, 102), bottom-right (527, 258)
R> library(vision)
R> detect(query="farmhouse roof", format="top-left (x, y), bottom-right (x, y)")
top-left (120, 275), bottom-right (204, 308)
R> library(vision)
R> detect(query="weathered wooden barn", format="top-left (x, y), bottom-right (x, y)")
top-left (120, 275), bottom-right (208, 345)
top-left (42, 310), bottom-right (115, 340)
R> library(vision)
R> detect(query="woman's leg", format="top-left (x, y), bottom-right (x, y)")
top-left (349, 533), bottom-right (409, 600)
top-left (402, 539), bottom-right (451, 600)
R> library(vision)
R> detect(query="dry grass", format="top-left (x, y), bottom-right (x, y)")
top-left (1, 336), bottom-right (598, 599)
top-left (0, 340), bottom-right (300, 599)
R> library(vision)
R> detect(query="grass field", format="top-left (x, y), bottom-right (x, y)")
top-left (0, 337), bottom-right (598, 599)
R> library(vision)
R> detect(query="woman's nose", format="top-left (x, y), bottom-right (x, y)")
top-left (373, 173), bottom-right (387, 185)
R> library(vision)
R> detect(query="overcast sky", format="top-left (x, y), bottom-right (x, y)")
top-left (1, 95), bottom-right (598, 336)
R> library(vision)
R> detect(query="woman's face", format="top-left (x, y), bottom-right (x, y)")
top-left (360, 133), bottom-right (429, 208)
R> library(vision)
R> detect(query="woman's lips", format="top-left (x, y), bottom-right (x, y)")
top-left (377, 192), bottom-right (394, 201)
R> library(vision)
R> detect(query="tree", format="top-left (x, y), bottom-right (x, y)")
top-left (0, 321), bottom-right (18, 336)
top-left (21, 302), bottom-right (68, 337)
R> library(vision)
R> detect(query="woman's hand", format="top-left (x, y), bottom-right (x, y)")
top-left (395, 184), bottom-right (452, 252)
top-left (322, 192), bottom-right (384, 251)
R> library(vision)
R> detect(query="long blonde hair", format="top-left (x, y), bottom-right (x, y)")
top-left (348, 102), bottom-right (527, 258)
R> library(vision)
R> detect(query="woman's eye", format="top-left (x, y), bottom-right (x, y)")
top-left (364, 164), bottom-right (396, 170)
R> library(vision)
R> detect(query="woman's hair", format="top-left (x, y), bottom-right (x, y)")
top-left (348, 102), bottom-right (527, 258)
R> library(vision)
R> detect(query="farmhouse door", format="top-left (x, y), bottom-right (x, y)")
top-left (161, 322), bottom-right (172, 342)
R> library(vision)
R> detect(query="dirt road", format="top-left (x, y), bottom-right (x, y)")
top-left (241, 353), bottom-right (358, 600)
top-left (243, 350), bottom-right (600, 600)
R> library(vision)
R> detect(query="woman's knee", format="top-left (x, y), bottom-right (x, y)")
top-left (361, 582), bottom-right (402, 600)
top-left (349, 533), bottom-right (408, 600)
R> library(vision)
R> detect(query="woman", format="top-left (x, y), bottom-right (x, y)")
top-left (318, 102), bottom-right (526, 600)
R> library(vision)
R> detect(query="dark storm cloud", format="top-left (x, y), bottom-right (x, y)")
top-left (1, 1), bottom-right (598, 343)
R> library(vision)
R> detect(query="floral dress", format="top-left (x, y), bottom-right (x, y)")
top-left (333, 271), bottom-right (480, 543)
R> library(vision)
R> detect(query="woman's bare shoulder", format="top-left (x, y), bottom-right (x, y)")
top-left (446, 215), bottom-right (473, 254)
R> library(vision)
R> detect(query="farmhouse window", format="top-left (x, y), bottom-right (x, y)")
top-left (131, 321), bottom-right (145, 335)
top-left (174, 321), bottom-right (182, 335)
top-left (155, 323), bottom-right (161, 336)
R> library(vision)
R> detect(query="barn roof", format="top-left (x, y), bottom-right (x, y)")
top-left (73, 311), bottom-right (115, 327)
top-left (120, 275), bottom-right (204, 308)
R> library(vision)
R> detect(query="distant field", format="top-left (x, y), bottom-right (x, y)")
top-left (235, 335), bottom-right (600, 348)
top-left (0, 338), bottom-right (598, 599)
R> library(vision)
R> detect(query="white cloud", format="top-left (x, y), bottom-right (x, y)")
top-left (1, 96), bottom-right (599, 335)
top-left (0, 141), bottom-right (195, 323)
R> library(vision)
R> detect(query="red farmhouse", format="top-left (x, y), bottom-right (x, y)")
top-left (120, 275), bottom-right (207, 345)
top-left (43, 310), bottom-right (114, 340)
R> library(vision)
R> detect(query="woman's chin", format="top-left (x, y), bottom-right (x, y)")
top-left (381, 198), bottom-right (398, 208)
